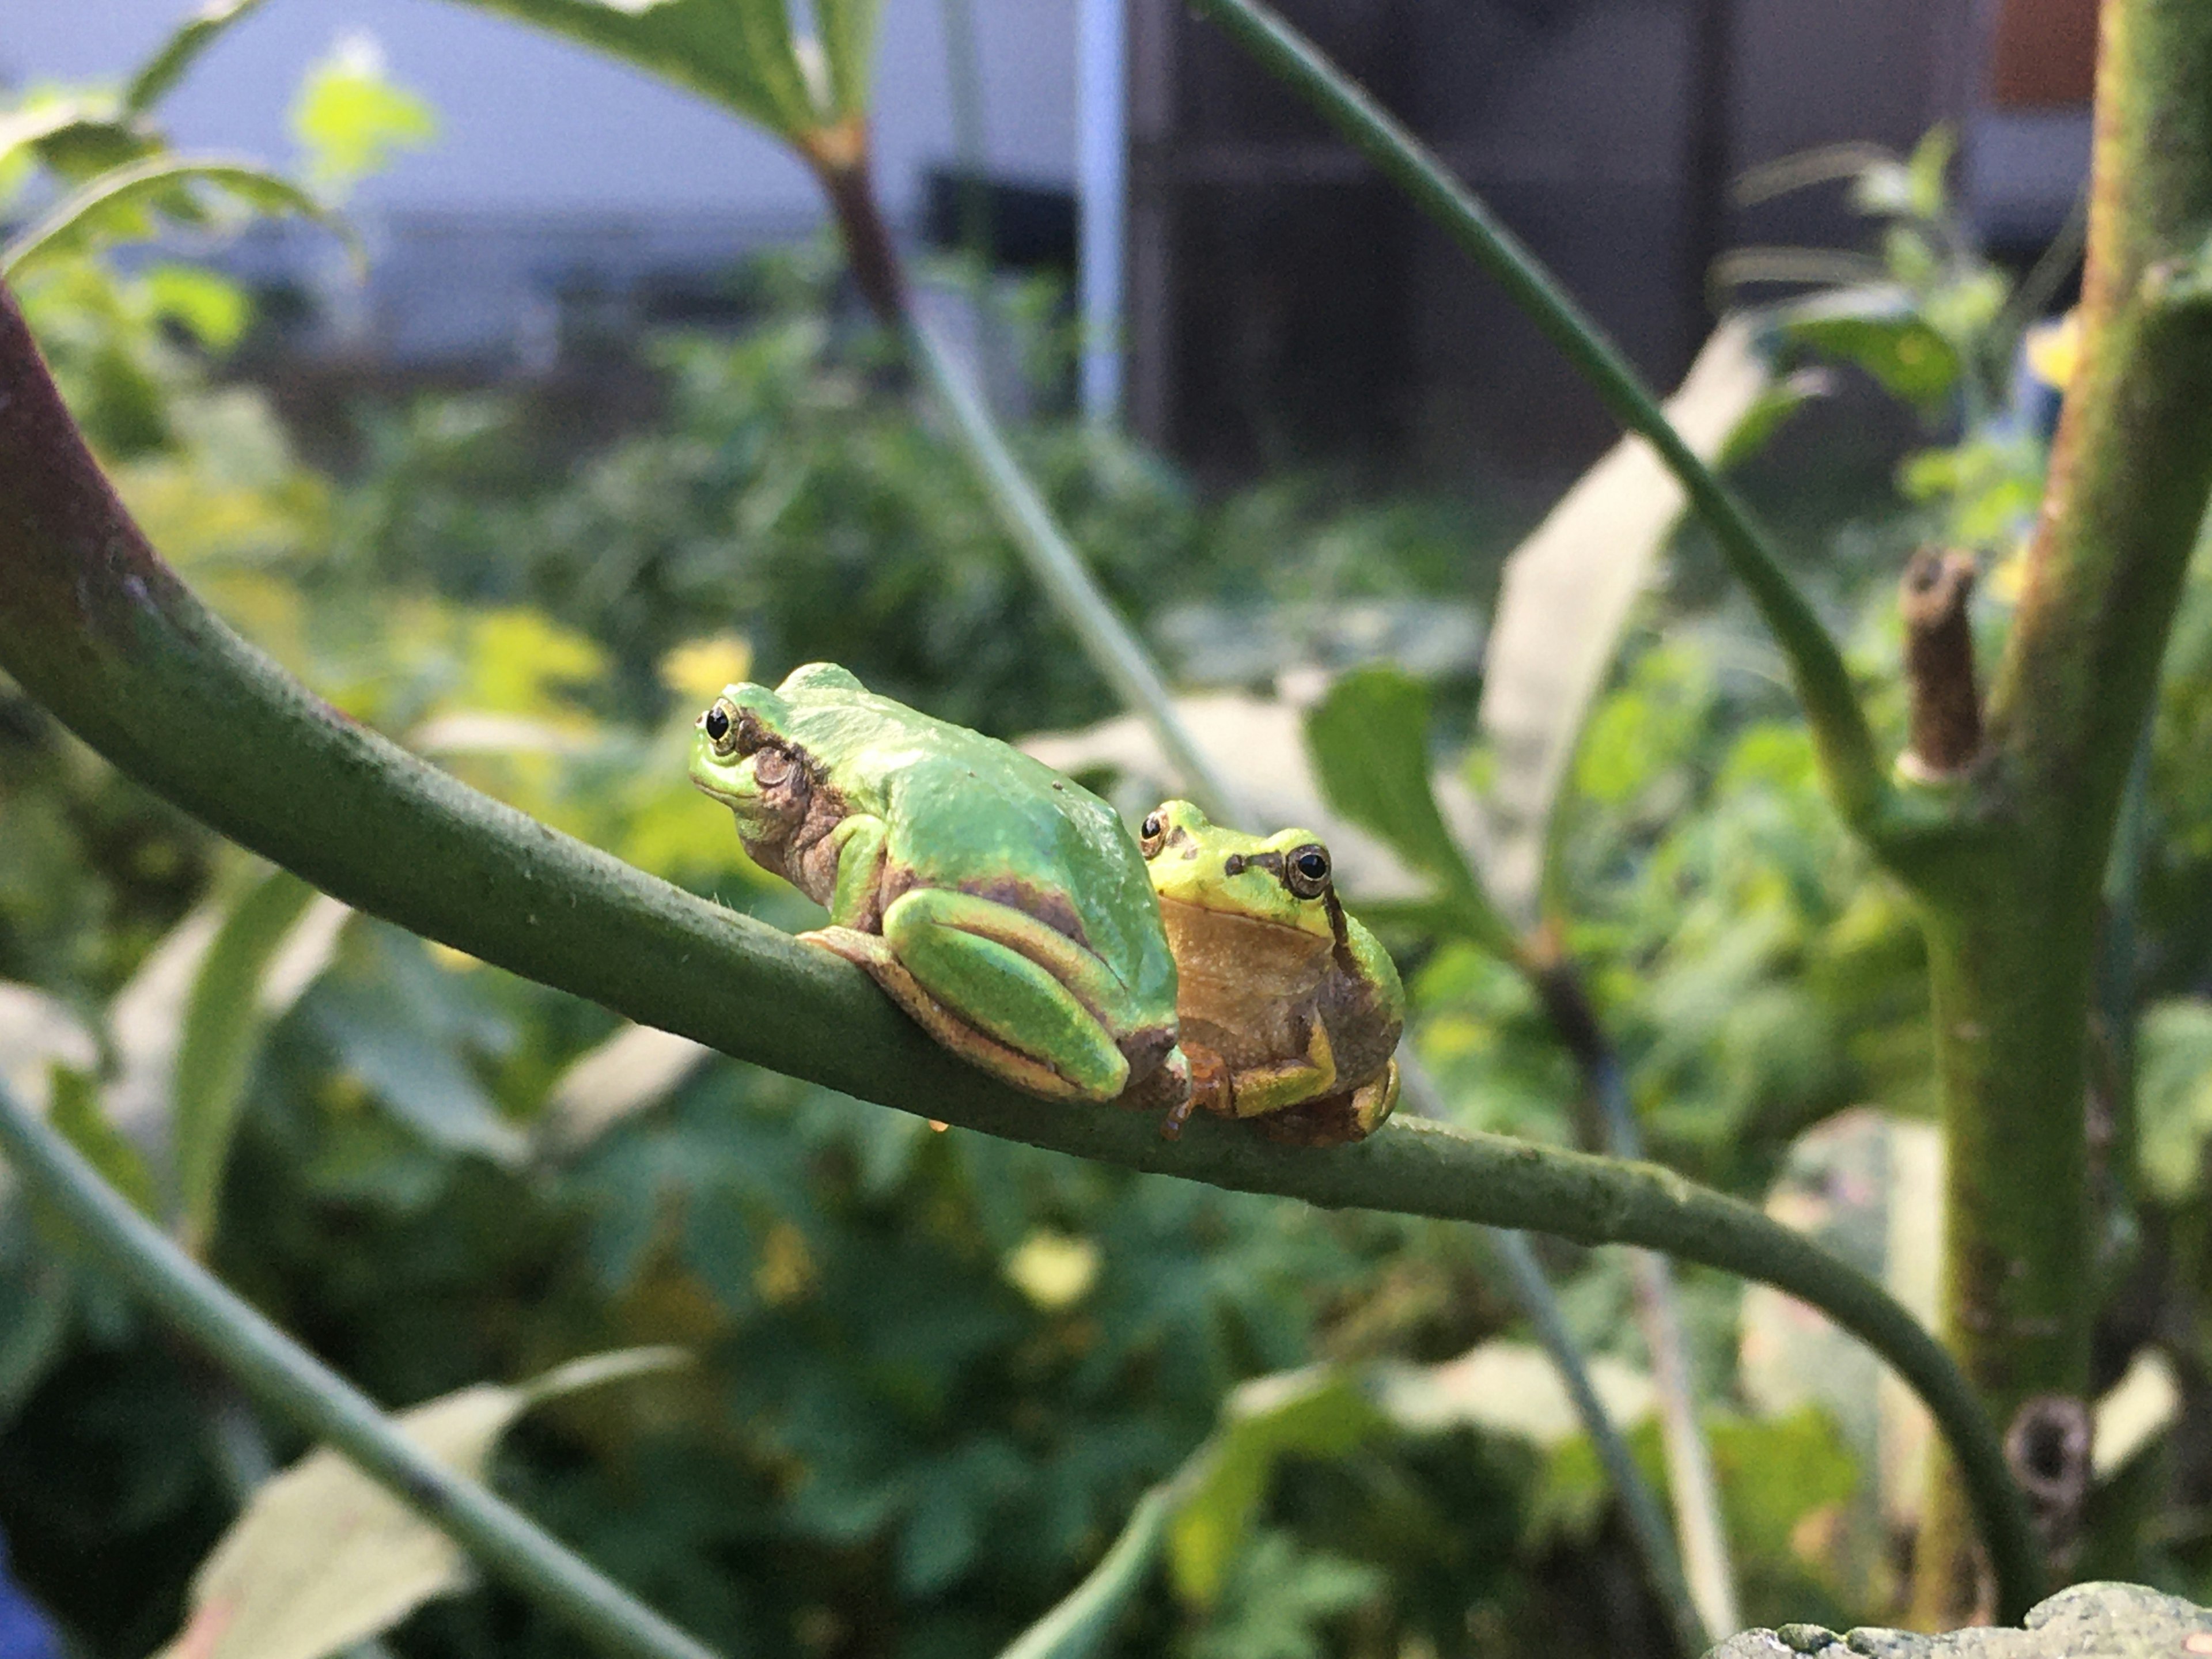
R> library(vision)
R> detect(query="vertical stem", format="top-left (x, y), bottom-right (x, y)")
top-left (1908, 0), bottom-right (2212, 1620)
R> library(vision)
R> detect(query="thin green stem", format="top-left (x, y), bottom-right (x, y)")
top-left (0, 1079), bottom-right (721, 1659)
top-left (0, 282), bottom-right (2033, 1619)
top-left (906, 313), bottom-right (1235, 821)
top-left (1185, 0), bottom-right (1888, 836)
top-left (1398, 1056), bottom-right (1706, 1656)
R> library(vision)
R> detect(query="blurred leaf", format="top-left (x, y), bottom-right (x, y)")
top-left (2094, 1350), bottom-right (2180, 1481)
top-left (0, 103), bottom-right (158, 181)
top-left (540, 1022), bottom-right (709, 1153)
top-left (2, 155), bottom-right (348, 278)
top-left (141, 264), bottom-right (251, 350)
top-left (2138, 1000), bottom-right (2212, 1203)
top-left (173, 869), bottom-right (325, 1252)
top-left (812, 0), bottom-right (886, 120)
top-left (1188, 1529), bottom-right (1384, 1659)
top-left (0, 983), bottom-right (100, 1114)
top-left (48, 1063), bottom-right (157, 1219)
top-left (1372, 1340), bottom-right (1653, 1447)
top-left (289, 32), bottom-right (436, 197)
top-left (126, 0), bottom-right (269, 115)
top-left (1305, 666), bottom-right (1515, 955)
top-left (151, 1347), bottom-right (684, 1659)
top-left (449, 0), bottom-right (823, 139)
top-left (1477, 317), bottom-right (1779, 926)
top-left (998, 1485), bottom-right (1171, 1659)
top-left (1168, 1370), bottom-right (1388, 1609)
top-left (1768, 287), bottom-right (1960, 410)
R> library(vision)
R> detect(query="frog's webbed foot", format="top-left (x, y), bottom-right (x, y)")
top-left (802, 891), bottom-right (1143, 1104)
top-left (1249, 1060), bottom-right (1399, 1148)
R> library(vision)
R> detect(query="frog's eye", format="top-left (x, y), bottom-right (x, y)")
top-left (1285, 844), bottom-right (1331, 899)
top-left (1139, 812), bottom-right (1166, 857)
top-left (702, 702), bottom-right (738, 755)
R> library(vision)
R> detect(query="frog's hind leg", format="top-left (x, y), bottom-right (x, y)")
top-left (804, 892), bottom-right (1134, 1103)
top-left (1252, 1061), bottom-right (1400, 1147)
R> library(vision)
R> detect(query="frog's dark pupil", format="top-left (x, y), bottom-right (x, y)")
top-left (1297, 850), bottom-right (1328, 880)
top-left (704, 707), bottom-right (730, 742)
top-left (1142, 814), bottom-right (1162, 839)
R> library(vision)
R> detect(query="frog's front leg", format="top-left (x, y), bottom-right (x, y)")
top-left (802, 889), bottom-right (1143, 1104)
top-left (1223, 1017), bottom-right (1340, 1119)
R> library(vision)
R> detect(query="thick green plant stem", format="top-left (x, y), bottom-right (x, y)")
top-left (0, 1080), bottom-right (721, 1659)
top-left (0, 281), bottom-right (2034, 1614)
top-left (1907, 0), bottom-right (2212, 1621)
top-left (1185, 0), bottom-right (1887, 838)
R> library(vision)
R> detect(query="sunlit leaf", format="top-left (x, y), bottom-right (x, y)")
top-left (1477, 317), bottom-right (1781, 926)
top-left (1303, 665), bottom-right (1516, 956)
top-left (289, 32), bottom-right (437, 197)
top-left (539, 1021), bottom-right (709, 1152)
top-left (1768, 286), bottom-right (1960, 410)
top-left (126, 0), bottom-right (270, 115)
top-left (998, 1486), bottom-right (1172, 1659)
top-left (1, 154), bottom-right (349, 278)
top-left (1167, 1369), bottom-right (1388, 1609)
top-left (173, 869), bottom-right (328, 1253)
top-left (48, 1064), bottom-right (158, 1219)
top-left (448, 0), bottom-right (823, 140)
top-left (151, 1347), bottom-right (685, 1659)
top-left (2137, 999), bottom-right (2212, 1203)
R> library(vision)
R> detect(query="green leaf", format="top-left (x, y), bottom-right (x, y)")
top-left (1, 154), bottom-right (351, 278)
top-left (289, 32), bottom-right (437, 196)
top-left (0, 103), bottom-right (158, 182)
top-left (812, 0), bottom-right (887, 119)
top-left (143, 264), bottom-right (251, 351)
top-left (126, 0), bottom-right (270, 115)
top-left (1768, 286), bottom-right (1961, 410)
top-left (151, 1348), bottom-right (685, 1659)
top-left (997, 1486), bottom-right (1173, 1659)
top-left (447, 0), bottom-right (825, 140)
top-left (47, 1063), bottom-right (158, 1219)
top-left (173, 869), bottom-right (325, 1253)
top-left (2137, 1000), bottom-right (2212, 1203)
top-left (1167, 1370), bottom-right (1389, 1609)
top-left (1476, 317), bottom-right (1782, 927)
top-left (1304, 666), bottom-right (1516, 957)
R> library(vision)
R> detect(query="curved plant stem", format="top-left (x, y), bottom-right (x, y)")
top-left (1184, 0), bottom-right (1887, 838)
top-left (0, 1079), bottom-right (721, 1659)
top-left (0, 283), bottom-right (2035, 1616)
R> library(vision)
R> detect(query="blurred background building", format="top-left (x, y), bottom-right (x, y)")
top-left (3, 0), bottom-right (2097, 479)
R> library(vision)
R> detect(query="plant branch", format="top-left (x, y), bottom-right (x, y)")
top-left (1184, 0), bottom-right (1888, 837)
top-left (0, 279), bottom-right (2035, 1620)
top-left (0, 1078), bottom-right (721, 1659)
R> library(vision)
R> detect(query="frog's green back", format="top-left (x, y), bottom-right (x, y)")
top-left (765, 668), bottom-right (1177, 1010)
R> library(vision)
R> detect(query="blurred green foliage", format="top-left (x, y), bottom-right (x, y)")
top-left (12, 33), bottom-right (2212, 1659)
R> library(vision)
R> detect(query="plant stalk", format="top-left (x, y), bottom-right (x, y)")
top-left (1904, 0), bottom-right (2212, 1620)
top-left (1184, 0), bottom-right (1887, 838)
top-left (0, 1079), bottom-right (722, 1659)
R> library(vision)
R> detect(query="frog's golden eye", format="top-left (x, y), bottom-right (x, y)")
top-left (1139, 812), bottom-right (1166, 858)
top-left (1285, 843), bottom-right (1331, 899)
top-left (702, 701), bottom-right (740, 756)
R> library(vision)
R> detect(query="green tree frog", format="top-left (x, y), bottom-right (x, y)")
top-left (1140, 800), bottom-right (1404, 1145)
top-left (690, 664), bottom-right (1185, 1106)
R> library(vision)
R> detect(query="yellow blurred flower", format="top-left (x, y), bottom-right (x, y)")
top-left (2024, 310), bottom-right (2081, 392)
top-left (1005, 1230), bottom-right (1100, 1311)
top-left (661, 635), bottom-right (753, 703)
